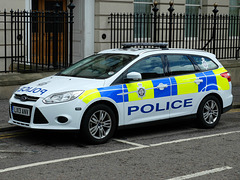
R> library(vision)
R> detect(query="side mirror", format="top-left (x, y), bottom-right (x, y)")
top-left (125, 72), bottom-right (142, 81)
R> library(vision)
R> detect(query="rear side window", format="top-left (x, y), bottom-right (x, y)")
top-left (191, 56), bottom-right (218, 71)
top-left (166, 55), bottom-right (195, 75)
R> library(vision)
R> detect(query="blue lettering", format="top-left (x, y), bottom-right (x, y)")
top-left (16, 86), bottom-right (48, 96)
top-left (27, 87), bottom-right (34, 92)
top-left (184, 98), bottom-right (193, 107)
top-left (171, 100), bottom-right (182, 109)
top-left (21, 87), bottom-right (27, 92)
top-left (40, 89), bottom-right (48, 95)
top-left (17, 87), bottom-right (27, 92)
top-left (156, 103), bottom-right (165, 111)
top-left (166, 102), bottom-right (170, 110)
top-left (141, 104), bottom-right (154, 113)
top-left (127, 98), bottom-right (192, 116)
top-left (128, 106), bottom-right (139, 115)
top-left (32, 88), bottom-right (41, 93)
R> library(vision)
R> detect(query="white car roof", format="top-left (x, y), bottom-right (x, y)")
top-left (99, 48), bottom-right (216, 60)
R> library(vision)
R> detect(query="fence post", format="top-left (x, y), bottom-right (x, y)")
top-left (68, 0), bottom-right (75, 66)
top-left (4, 10), bottom-right (7, 72)
top-left (212, 3), bottom-right (218, 55)
top-left (53, 3), bottom-right (60, 68)
top-left (152, 1), bottom-right (159, 43)
top-left (10, 9), bottom-right (14, 72)
top-left (168, 1), bottom-right (174, 48)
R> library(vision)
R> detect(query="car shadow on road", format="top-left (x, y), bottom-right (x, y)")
top-left (114, 118), bottom-right (198, 139)
top-left (12, 118), bottom-right (199, 147)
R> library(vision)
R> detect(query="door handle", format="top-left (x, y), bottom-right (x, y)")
top-left (157, 83), bottom-right (168, 90)
top-left (194, 78), bottom-right (203, 85)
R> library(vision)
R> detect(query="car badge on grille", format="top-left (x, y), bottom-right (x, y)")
top-left (20, 95), bottom-right (28, 101)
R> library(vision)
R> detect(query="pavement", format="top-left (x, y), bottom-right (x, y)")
top-left (0, 86), bottom-right (240, 132)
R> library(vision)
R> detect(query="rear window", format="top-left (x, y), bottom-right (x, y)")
top-left (191, 56), bottom-right (218, 71)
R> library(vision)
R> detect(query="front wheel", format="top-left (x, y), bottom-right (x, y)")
top-left (81, 104), bottom-right (117, 144)
top-left (197, 96), bottom-right (221, 128)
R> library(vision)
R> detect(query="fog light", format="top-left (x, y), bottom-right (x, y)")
top-left (57, 116), bottom-right (68, 123)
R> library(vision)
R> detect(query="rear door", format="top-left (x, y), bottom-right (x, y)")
top-left (164, 54), bottom-right (206, 118)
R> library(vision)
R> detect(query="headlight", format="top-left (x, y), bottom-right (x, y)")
top-left (43, 90), bottom-right (84, 104)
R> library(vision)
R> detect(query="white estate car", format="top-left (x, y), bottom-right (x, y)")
top-left (9, 43), bottom-right (233, 144)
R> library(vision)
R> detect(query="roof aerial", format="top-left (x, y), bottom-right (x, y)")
top-left (121, 42), bottom-right (168, 49)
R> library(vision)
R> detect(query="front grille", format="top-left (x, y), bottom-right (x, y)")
top-left (11, 103), bottom-right (32, 123)
top-left (14, 94), bottom-right (39, 102)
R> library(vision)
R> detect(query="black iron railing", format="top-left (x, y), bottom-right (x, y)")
top-left (110, 3), bottom-right (240, 60)
top-left (0, 1), bottom-right (74, 73)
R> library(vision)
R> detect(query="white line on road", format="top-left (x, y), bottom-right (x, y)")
top-left (150, 130), bottom-right (240, 147)
top-left (113, 138), bottom-right (148, 148)
top-left (0, 130), bottom-right (240, 173)
top-left (0, 146), bottom-right (145, 173)
top-left (166, 166), bottom-right (233, 180)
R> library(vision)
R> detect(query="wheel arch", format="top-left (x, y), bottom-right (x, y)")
top-left (199, 93), bottom-right (223, 113)
top-left (80, 100), bottom-right (119, 128)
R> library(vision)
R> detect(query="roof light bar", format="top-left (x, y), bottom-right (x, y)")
top-left (121, 42), bottom-right (168, 49)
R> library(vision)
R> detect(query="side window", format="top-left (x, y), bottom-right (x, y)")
top-left (166, 55), bottom-right (195, 75)
top-left (191, 56), bottom-right (218, 71)
top-left (128, 55), bottom-right (164, 80)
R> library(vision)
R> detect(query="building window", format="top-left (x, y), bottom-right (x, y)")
top-left (185, 0), bottom-right (201, 37)
top-left (185, 0), bottom-right (201, 14)
top-left (134, 0), bottom-right (153, 39)
top-left (229, 0), bottom-right (240, 36)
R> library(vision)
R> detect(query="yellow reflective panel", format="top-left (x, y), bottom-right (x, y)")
top-left (126, 80), bottom-right (154, 102)
top-left (213, 68), bottom-right (230, 90)
top-left (79, 89), bottom-right (101, 104)
top-left (175, 74), bottom-right (198, 95)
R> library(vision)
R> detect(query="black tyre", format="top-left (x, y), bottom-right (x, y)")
top-left (197, 95), bottom-right (221, 128)
top-left (81, 104), bottom-right (117, 144)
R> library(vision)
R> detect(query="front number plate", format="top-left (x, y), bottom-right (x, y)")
top-left (12, 106), bottom-right (30, 116)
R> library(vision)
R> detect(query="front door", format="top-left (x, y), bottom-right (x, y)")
top-left (123, 55), bottom-right (171, 125)
top-left (32, 0), bottom-right (67, 67)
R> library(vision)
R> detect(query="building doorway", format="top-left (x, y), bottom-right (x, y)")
top-left (32, 0), bottom-right (68, 67)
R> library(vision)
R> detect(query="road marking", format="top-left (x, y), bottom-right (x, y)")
top-left (0, 135), bottom-right (22, 140)
top-left (0, 130), bottom-right (239, 173)
top-left (150, 130), bottom-right (240, 147)
top-left (166, 166), bottom-right (233, 180)
top-left (0, 150), bottom-right (34, 153)
top-left (0, 146), bottom-right (145, 173)
top-left (0, 131), bottom-right (29, 140)
top-left (228, 108), bottom-right (240, 113)
top-left (114, 139), bottom-right (148, 148)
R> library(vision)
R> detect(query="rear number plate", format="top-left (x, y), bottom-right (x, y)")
top-left (12, 106), bottom-right (30, 116)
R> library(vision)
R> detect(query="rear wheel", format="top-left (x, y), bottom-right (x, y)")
top-left (81, 104), bottom-right (117, 144)
top-left (197, 96), bottom-right (221, 128)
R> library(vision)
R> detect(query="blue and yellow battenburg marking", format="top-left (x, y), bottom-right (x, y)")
top-left (79, 68), bottom-right (230, 104)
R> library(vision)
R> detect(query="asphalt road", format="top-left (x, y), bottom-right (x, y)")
top-left (0, 109), bottom-right (240, 180)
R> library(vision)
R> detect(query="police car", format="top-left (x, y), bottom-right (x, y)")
top-left (9, 43), bottom-right (233, 144)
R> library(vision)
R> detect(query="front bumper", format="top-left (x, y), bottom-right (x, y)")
top-left (9, 95), bottom-right (86, 130)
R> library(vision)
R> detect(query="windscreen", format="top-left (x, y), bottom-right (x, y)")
top-left (57, 54), bottom-right (137, 79)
